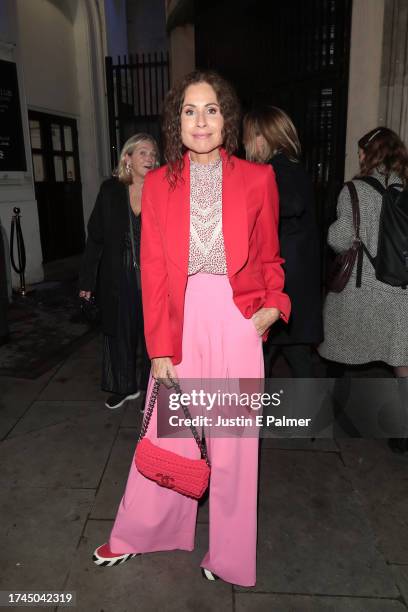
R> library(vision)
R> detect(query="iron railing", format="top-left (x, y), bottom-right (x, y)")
top-left (105, 52), bottom-right (170, 169)
top-left (195, 0), bottom-right (353, 275)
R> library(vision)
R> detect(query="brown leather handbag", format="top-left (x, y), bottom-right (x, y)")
top-left (326, 182), bottom-right (363, 293)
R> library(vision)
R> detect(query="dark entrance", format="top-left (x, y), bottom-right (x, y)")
top-left (28, 111), bottom-right (85, 263)
top-left (195, 0), bottom-right (352, 233)
top-left (105, 53), bottom-right (170, 169)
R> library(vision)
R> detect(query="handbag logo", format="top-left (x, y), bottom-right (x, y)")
top-left (156, 473), bottom-right (175, 488)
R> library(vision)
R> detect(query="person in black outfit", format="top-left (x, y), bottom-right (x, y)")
top-left (79, 133), bottom-right (159, 409)
top-left (244, 106), bottom-right (323, 377)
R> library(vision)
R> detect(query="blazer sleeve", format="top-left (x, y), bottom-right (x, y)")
top-left (328, 184), bottom-right (355, 253)
top-left (257, 166), bottom-right (291, 322)
top-left (78, 183), bottom-right (106, 292)
top-left (140, 174), bottom-right (174, 359)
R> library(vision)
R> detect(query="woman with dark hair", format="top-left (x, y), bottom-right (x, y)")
top-left (79, 133), bottom-right (159, 409)
top-left (92, 71), bottom-right (290, 586)
top-left (318, 126), bottom-right (408, 377)
top-left (244, 106), bottom-right (323, 377)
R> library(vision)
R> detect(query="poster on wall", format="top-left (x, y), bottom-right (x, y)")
top-left (0, 59), bottom-right (27, 172)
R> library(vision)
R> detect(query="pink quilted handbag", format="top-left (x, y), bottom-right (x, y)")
top-left (134, 380), bottom-right (210, 499)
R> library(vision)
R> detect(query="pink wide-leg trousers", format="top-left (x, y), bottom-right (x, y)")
top-left (109, 273), bottom-right (263, 586)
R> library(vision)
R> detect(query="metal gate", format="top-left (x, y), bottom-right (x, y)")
top-left (105, 52), bottom-right (170, 169)
top-left (195, 0), bottom-right (352, 250)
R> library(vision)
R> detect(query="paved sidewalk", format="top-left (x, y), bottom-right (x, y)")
top-left (1, 335), bottom-right (408, 612)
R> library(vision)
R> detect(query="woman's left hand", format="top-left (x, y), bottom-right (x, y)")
top-left (251, 307), bottom-right (281, 336)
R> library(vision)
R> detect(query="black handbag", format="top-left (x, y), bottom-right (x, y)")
top-left (79, 295), bottom-right (100, 324)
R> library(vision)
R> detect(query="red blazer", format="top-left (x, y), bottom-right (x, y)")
top-left (141, 149), bottom-right (291, 365)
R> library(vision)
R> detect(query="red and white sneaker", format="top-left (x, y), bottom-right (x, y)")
top-left (92, 543), bottom-right (138, 567)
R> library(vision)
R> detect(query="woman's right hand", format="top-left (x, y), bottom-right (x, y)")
top-left (151, 357), bottom-right (178, 388)
top-left (79, 290), bottom-right (91, 300)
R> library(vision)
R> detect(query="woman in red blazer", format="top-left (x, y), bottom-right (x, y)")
top-left (93, 70), bottom-right (290, 587)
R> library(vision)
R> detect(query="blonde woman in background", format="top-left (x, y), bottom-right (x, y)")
top-left (79, 134), bottom-right (159, 409)
top-left (244, 107), bottom-right (322, 377)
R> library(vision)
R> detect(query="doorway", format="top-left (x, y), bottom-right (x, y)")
top-left (28, 111), bottom-right (85, 262)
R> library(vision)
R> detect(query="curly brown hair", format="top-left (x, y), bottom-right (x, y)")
top-left (162, 70), bottom-right (241, 187)
top-left (357, 126), bottom-right (408, 186)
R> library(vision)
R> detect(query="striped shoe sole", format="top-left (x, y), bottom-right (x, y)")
top-left (92, 552), bottom-right (137, 567)
top-left (201, 568), bottom-right (219, 581)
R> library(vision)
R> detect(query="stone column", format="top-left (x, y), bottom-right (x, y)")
top-left (169, 24), bottom-right (195, 85)
top-left (165, 0), bottom-right (195, 85)
top-left (345, 0), bottom-right (386, 180)
top-left (379, 0), bottom-right (408, 143)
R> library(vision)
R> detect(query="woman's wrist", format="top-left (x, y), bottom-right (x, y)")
top-left (151, 356), bottom-right (178, 387)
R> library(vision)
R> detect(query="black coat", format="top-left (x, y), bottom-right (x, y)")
top-left (79, 178), bottom-right (132, 337)
top-left (268, 154), bottom-right (323, 344)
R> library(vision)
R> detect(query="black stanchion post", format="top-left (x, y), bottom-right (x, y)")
top-left (10, 206), bottom-right (27, 296)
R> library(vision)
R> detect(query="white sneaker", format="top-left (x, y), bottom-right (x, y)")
top-left (105, 391), bottom-right (141, 410)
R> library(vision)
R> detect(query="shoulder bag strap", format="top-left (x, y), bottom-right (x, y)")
top-left (358, 175), bottom-right (386, 195)
top-left (346, 181), bottom-right (360, 238)
top-left (126, 187), bottom-right (142, 290)
top-left (346, 182), bottom-right (377, 286)
top-left (353, 179), bottom-right (378, 269)
top-left (346, 182), bottom-right (364, 287)
top-left (126, 187), bottom-right (138, 269)
top-left (138, 379), bottom-right (211, 467)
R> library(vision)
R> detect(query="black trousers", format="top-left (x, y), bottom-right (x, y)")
top-left (102, 269), bottom-right (150, 395)
top-left (264, 343), bottom-right (314, 378)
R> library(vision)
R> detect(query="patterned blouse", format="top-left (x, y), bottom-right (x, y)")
top-left (188, 157), bottom-right (227, 275)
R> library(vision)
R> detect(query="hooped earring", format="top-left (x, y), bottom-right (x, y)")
top-left (125, 161), bottom-right (132, 175)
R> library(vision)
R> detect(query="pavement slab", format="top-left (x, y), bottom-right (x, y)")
top-left (0, 486), bottom-right (94, 592)
top-left (91, 428), bottom-right (137, 520)
top-left (197, 492), bottom-right (209, 524)
top-left (339, 440), bottom-right (408, 564)
top-left (37, 357), bottom-right (105, 401)
top-left (0, 409), bottom-right (122, 488)
top-left (0, 367), bottom-right (59, 439)
top-left (245, 449), bottom-right (399, 597)
top-left (69, 334), bottom-right (102, 361)
top-left (61, 521), bottom-right (232, 612)
top-left (7, 400), bottom-right (107, 438)
top-left (235, 592), bottom-right (407, 611)
top-left (392, 565), bottom-right (408, 607)
top-left (121, 398), bottom-right (145, 428)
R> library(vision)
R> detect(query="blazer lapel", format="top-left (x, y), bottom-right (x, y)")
top-left (221, 151), bottom-right (248, 277)
top-left (166, 154), bottom-right (190, 275)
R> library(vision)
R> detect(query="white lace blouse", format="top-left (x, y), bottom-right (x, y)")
top-left (188, 157), bottom-right (227, 275)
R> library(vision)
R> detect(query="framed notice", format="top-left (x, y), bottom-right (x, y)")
top-left (0, 59), bottom-right (27, 172)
